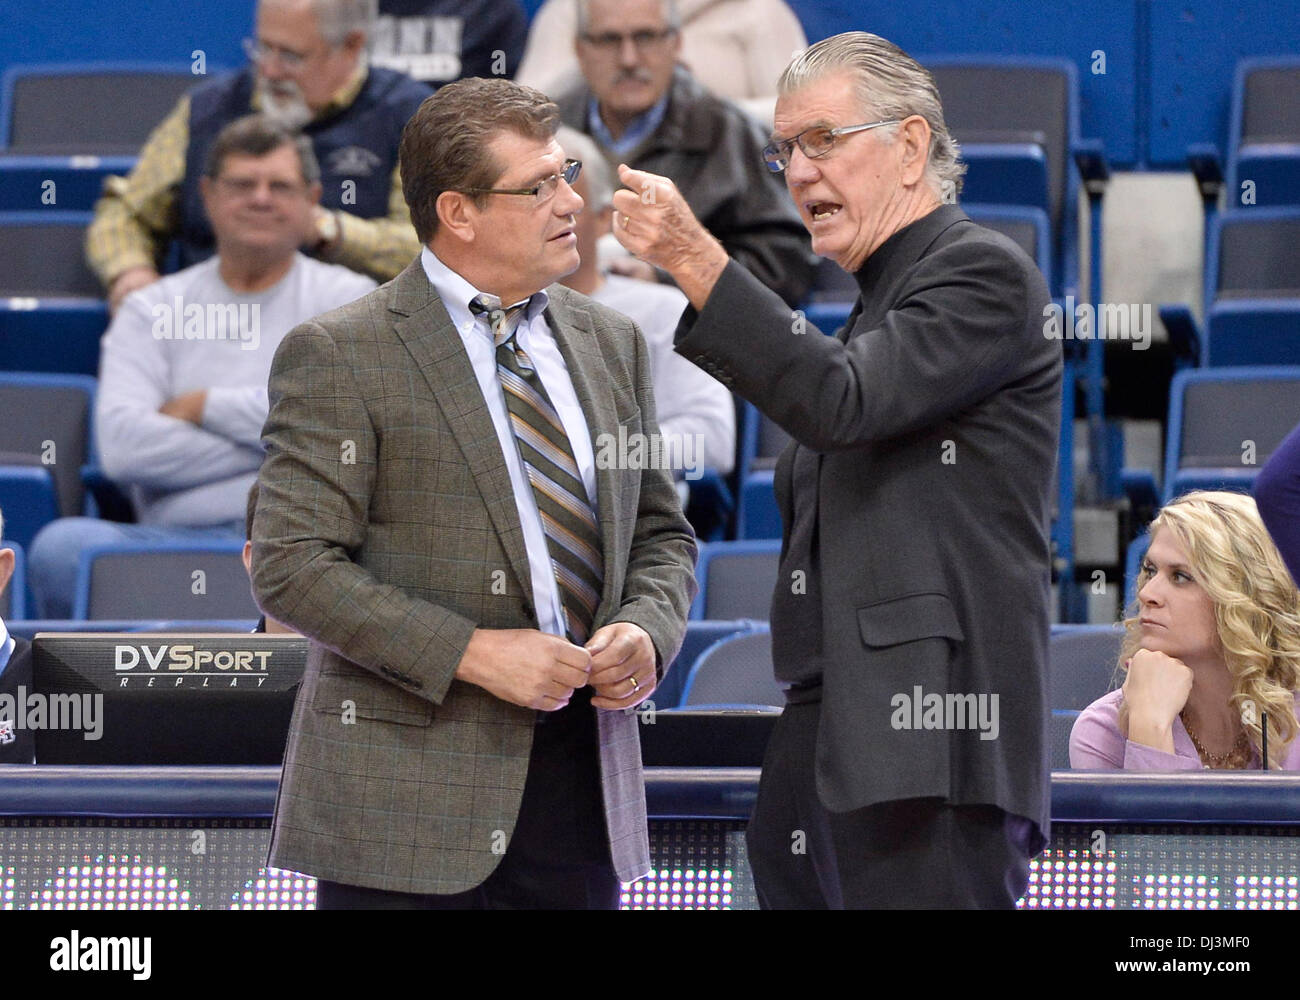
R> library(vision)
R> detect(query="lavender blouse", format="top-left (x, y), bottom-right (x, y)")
top-left (1070, 688), bottom-right (1300, 770)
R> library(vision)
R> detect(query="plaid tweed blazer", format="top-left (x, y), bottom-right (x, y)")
top-left (252, 258), bottom-right (697, 895)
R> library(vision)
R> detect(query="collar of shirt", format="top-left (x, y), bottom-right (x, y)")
top-left (0, 617), bottom-right (12, 678)
top-left (852, 204), bottom-right (967, 300)
top-left (587, 91), bottom-right (670, 158)
top-left (419, 247), bottom-right (550, 345)
top-left (249, 63), bottom-right (368, 124)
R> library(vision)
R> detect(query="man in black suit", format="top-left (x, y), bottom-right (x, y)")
top-left (0, 509), bottom-right (35, 764)
top-left (611, 31), bottom-right (1060, 908)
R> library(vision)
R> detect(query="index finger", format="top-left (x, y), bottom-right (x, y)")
top-left (616, 163), bottom-right (675, 198)
top-left (589, 632), bottom-right (636, 672)
top-left (616, 163), bottom-right (663, 188)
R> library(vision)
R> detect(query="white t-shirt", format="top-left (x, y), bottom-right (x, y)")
top-left (592, 274), bottom-right (736, 475)
top-left (97, 253), bottom-right (376, 525)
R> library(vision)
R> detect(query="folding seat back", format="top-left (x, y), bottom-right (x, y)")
top-left (681, 628), bottom-right (783, 708)
top-left (74, 542), bottom-right (257, 621)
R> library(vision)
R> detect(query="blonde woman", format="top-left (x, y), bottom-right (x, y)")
top-left (1071, 491), bottom-right (1300, 770)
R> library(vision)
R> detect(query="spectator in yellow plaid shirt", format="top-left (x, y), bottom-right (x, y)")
top-left (87, 0), bottom-right (431, 311)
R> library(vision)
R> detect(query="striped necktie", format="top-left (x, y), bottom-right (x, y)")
top-left (470, 293), bottom-right (605, 643)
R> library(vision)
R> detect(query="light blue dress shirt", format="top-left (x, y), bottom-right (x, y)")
top-left (420, 247), bottom-right (600, 641)
top-left (587, 93), bottom-right (670, 157)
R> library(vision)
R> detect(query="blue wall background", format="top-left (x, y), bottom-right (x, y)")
top-left (2, 0), bottom-right (1297, 168)
top-left (0, 0), bottom-right (249, 80)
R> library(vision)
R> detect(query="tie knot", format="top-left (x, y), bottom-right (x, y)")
top-left (470, 293), bottom-right (527, 347)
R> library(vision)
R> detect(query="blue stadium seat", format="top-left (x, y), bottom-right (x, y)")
top-left (0, 211), bottom-right (101, 298)
top-left (1207, 207), bottom-right (1300, 309)
top-left (924, 56), bottom-right (1090, 300)
top-left (1, 537), bottom-right (27, 620)
top-left (1226, 58), bottom-right (1300, 211)
top-left (1161, 208), bottom-right (1300, 368)
top-left (0, 465), bottom-right (58, 551)
top-left (734, 403), bottom-right (790, 540)
top-left (1162, 367), bottom-right (1300, 502)
top-left (1050, 709), bottom-right (1081, 770)
top-left (0, 298), bottom-right (107, 375)
top-left (1049, 624), bottom-right (1123, 711)
top-left (1129, 367), bottom-right (1300, 508)
top-left (684, 393), bottom-right (759, 542)
top-left (0, 155), bottom-right (136, 213)
top-left (1204, 299), bottom-right (1300, 367)
top-left (72, 541), bottom-right (257, 621)
top-left (0, 373), bottom-right (98, 521)
top-left (0, 62), bottom-right (203, 154)
top-left (657, 618), bottom-right (761, 708)
top-left (690, 539), bottom-right (780, 621)
top-left (958, 142), bottom-right (1050, 219)
top-left (0, 61), bottom-right (208, 214)
top-left (737, 468), bottom-right (780, 540)
top-left (680, 627), bottom-right (783, 708)
top-left (802, 301), bottom-right (853, 335)
top-left (965, 204), bottom-right (1053, 291)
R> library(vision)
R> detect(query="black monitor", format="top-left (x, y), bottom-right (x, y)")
top-left (31, 632), bottom-right (306, 765)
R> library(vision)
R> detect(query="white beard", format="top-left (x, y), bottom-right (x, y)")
top-left (256, 79), bottom-right (313, 130)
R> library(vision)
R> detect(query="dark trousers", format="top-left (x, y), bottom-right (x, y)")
top-left (317, 689), bottom-right (619, 910)
top-left (745, 700), bottom-right (1037, 909)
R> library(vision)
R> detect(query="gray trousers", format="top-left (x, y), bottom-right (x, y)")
top-left (745, 700), bottom-right (1039, 909)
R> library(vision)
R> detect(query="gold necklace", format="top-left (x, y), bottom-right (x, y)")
top-left (1180, 710), bottom-right (1251, 769)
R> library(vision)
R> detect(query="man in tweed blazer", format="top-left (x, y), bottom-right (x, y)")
top-left (251, 77), bottom-right (697, 908)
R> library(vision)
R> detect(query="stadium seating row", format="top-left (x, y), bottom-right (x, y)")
top-left (5, 367), bottom-right (1297, 624)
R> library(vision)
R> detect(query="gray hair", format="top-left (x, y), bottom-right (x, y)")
top-left (307, 0), bottom-right (374, 46)
top-left (204, 114), bottom-right (321, 185)
top-left (576, 0), bottom-right (680, 34)
top-left (555, 126), bottom-right (613, 209)
top-left (778, 31), bottom-right (965, 199)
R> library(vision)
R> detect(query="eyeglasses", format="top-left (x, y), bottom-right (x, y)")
top-left (243, 38), bottom-right (313, 70)
top-left (580, 28), bottom-right (678, 52)
top-left (215, 176), bottom-right (309, 199)
top-left (762, 119), bottom-right (901, 172)
top-left (463, 160), bottom-right (582, 205)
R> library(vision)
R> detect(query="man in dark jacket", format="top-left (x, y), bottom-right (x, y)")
top-left (87, 0), bottom-right (431, 310)
top-left (611, 31), bottom-right (1060, 908)
top-left (553, 0), bottom-right (813, 306)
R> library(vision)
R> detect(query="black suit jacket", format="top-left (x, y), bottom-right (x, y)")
top-left (677, 206), bottom-right (1060, 849)
top-left (0, 635), bottom-right (34, 764)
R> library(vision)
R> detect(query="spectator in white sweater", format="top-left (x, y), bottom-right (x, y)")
top-left (557, 125), bottom-right (734, 480)
top-left (29, 115), bottom-right (375, 618)
top-left (517, 0), bottom-right (807, 126)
